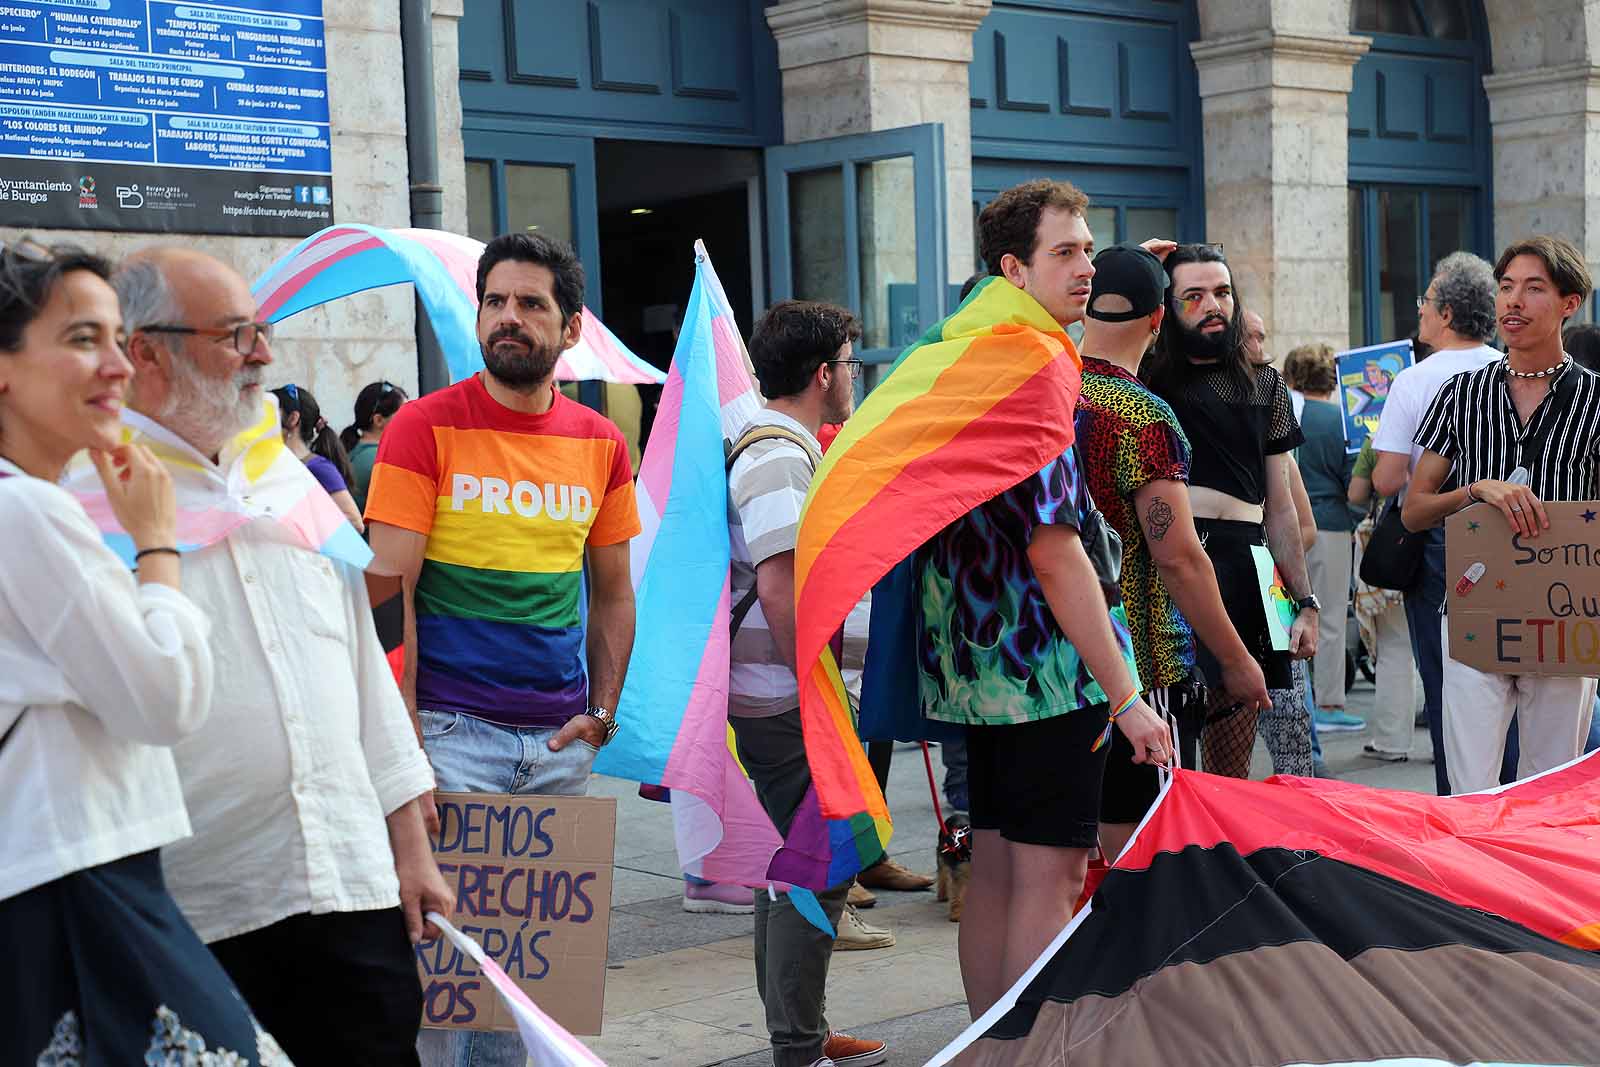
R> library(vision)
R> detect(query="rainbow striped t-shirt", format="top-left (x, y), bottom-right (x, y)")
top-left (365, 375), bottom-right (640, 728)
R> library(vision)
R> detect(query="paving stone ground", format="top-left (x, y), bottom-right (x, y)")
top-left (564, 675), bottom-right (1437, 1067)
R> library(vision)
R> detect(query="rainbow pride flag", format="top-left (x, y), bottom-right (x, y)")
top-left (786, 277), bottom-right (1084, 888)
top-left (63, 395), bottom-right (372, 571)
top-left (591, 242), bottom-right (784, 886)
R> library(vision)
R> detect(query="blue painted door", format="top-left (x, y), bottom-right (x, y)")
top-left (764, 124), bottom-right (948, 376)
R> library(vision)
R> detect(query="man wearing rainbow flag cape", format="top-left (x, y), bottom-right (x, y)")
top-left (69, 249), bottom-right (451, 1065)
top-left (795, 181), bottom-right (1171, 1023)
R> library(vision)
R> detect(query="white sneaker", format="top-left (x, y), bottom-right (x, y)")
top-left (805, 1059), bottom-right (837, 1067)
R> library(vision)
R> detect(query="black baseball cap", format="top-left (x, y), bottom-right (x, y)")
top-left (1086, 244), bottom-right (1168, 322)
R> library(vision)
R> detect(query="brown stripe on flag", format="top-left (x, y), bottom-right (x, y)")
top-left (953, 941), bottom-right (1600, 1067)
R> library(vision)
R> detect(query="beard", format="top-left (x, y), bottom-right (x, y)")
top-left (481, 326), bottom-right (563, 390)
top-left (1172, 312), bottom-right (1238, 365)
top-left (159, 356), bottom-right (263, 454)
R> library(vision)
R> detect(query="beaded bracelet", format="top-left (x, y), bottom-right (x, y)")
top-left (1090, 690), bottom-right (1142, 752)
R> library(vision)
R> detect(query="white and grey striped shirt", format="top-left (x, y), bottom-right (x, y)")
top-left (1413, 359), bottom-right (1600, 501)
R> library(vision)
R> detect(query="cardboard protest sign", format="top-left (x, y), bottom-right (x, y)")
top-left (1446, 501), bottom-right (1600, 675)
top-left (1337, 340), bottom-right (1412, 454)
top-left (416, 793), bottom-right (616, 1036)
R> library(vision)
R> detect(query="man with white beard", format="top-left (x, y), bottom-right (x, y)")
top-left (109, 249), bottom-right (450, 1063)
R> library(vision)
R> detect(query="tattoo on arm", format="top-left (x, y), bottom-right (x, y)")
top-left (1146, 497), bottom-right (1175, 542)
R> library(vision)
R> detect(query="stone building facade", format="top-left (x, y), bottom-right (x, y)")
top-left (7, 0), bottom-right (1600, 420)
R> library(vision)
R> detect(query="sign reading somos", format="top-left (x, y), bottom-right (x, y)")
top-left (416, 793), bottom-right (616, 1036)
top-left (1446, 501), bottom-right (1600, 675)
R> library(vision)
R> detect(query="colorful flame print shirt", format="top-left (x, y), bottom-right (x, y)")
top-left (916, 445), bottom-right (1141, 725)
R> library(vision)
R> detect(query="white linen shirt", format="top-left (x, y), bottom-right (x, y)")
top-left (160, 518), bottom-right (434, 942)
top-left (0, 459), bottom-right (213, 902)
top-left (1372, 344), bottom-right (1500, 474)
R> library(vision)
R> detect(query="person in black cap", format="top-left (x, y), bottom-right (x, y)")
top-left (1073, 244), bottom-right (1271, 855)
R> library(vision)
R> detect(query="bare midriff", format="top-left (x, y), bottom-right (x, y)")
top-left (1189, 485), bottom-right (1264, 525)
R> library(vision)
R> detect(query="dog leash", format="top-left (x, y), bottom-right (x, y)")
top-left (920, 741), bottom-right (971, 861)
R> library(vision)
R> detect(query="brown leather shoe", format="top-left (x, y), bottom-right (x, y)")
top-left (824, 1031), bottom-right (888, 1066)
top-left (847, 880), bottom-right (876, 908)
top-left (857, 856), bottom-right (934, 891)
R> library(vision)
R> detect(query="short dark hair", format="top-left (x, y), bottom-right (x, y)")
top-left (1495, 236), bottom-right (1593, 303)
top-left (0, 241), bottom-right (112, 353)
top-left (748, 300), bottom-right (861, 400)
top-left (977, 179), bottom-right (1090, 276)
top-left (1564, 323), bottom-right (1600, 373)
top-left (476, 233), bottom-right (585, 320)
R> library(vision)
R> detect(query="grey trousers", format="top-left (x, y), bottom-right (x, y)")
top-left (731, 710), bottom-right (852, 1067)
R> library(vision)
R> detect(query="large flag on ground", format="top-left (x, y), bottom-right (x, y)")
top-left (783, 276), bottom-right (1085, 890)
top-left (931, 757), bottom-right (1600, 1066)
top-left (590, 242), bottom-right (782, 885)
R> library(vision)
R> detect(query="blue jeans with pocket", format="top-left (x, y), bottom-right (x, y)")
top-left (415, 709), bottom-right (598, 1067)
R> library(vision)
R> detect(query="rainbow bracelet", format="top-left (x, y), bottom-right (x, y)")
top-left (1091, 690), bottom-right (1142, 752)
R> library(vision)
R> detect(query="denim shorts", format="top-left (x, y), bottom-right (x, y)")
top-left (418, 709), bottom-right (596, 797)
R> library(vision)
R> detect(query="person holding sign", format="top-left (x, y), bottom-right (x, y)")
top-left (0, 243), bottom-right (289, 1062)
top-left (365, 233), bottom-right (640, 1067)
top-left (1403, 236), bottom-right (1600, 791)
top-left (107, 249), bottom-right (448, 1065)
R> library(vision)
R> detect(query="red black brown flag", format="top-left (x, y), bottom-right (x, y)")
top-left (931, 756), bottom-right (1600, 1066)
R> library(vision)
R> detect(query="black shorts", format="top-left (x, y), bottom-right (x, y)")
top-left (966, 707), bottom-right (1111, 848)
top-left (1100, 677), bottom-right (1207, 824)
top-left (1192, 518), bottom-right (1294, 691)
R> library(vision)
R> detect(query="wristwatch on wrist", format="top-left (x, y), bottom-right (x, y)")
top-left (1294, 594), bottom-right (1322, 614)
top-left (584, 705), bottom-right (619, 746)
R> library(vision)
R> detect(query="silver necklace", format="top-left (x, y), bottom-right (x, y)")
top-left (1504, 355), bottom-right (1570, 379)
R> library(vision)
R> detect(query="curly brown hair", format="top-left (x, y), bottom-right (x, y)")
top-left (1282, 343), bottom-right (1337, 395)
top-left (978, 179), bottom-right (1090, 275)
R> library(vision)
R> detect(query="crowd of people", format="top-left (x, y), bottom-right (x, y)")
top-left (3, 174), bottom-right (1599, 1067)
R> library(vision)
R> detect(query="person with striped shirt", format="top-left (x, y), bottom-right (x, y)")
top-left (726, 300), bottom-right (889, 1067)
top-left (1403, 235), bottom-right (1600, 791)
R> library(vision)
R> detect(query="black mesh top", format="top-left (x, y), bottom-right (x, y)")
top-left (1155, 362), bottom-right (1304, 505)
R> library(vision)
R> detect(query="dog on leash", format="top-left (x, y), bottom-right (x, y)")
top-left (934, 812), bottom-right (972, 922)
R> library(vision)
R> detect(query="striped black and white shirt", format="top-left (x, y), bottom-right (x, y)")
top-left (1413, 359), bottom-right (1600, 501)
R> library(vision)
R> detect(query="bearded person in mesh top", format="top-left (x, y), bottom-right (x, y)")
top-left (1139, 245), bottom-right (1319, 776)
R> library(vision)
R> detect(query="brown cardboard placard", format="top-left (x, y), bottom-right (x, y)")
top-left (1445, 500), bottom-right (1600, 675)
top-left (415, 793), bottom-right (616, 1035)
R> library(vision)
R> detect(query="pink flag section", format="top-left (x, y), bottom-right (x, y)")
top-left (426, 913), bottom-right (608, 1066)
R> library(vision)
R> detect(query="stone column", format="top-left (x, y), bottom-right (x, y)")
top-left (1483, 63), bottom-right (1600, 279)
top-left (765, 0), bottom-right (991, 288)
top-left (1189, 31), bottom-right (1370, 356)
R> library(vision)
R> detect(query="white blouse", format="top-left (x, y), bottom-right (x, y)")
top-left (0, 458), bottom-right (214, 901)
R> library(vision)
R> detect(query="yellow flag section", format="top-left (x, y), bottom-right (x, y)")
top-left (785, 277), bottom-right (1083, 888)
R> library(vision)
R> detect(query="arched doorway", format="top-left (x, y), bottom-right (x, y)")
top-left (1347, 0), bottom-right (1493, 347)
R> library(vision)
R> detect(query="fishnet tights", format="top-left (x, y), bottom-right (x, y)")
top-left (1201, 699), bottom-right (1260, 779)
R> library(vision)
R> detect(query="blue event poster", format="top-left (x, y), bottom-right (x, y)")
top-left (1336, 339), bottom-right (1413, 454)
top-left (0, 0), bottom-right (332, 236)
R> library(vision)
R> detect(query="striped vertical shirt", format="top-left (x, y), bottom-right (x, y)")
top-left (1413, 359), bottom-right (1600, 501)
top-left (728, 409), bottom-right (823, 719)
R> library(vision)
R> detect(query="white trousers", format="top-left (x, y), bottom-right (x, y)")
top-left (1367, 603), bottom-right (1418, 755)
top-left (1440, 618), bottom-right (1597, 792)
top-left (1306, 530), bottom-right (1352, 708)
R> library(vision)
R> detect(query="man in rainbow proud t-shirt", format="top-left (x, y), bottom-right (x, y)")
top-left (367, 232), bottom-right (639, 1067)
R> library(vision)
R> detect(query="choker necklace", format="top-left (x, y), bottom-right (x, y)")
top-left (1504, 355), bottom-right (1570, 380)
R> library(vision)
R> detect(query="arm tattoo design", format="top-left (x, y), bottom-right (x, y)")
top-left (1146, 497), bottom-right (1175, 542)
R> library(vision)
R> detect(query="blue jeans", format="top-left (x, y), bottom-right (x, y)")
top-left (1404, 530), bottom-right (1450, 795)
top-left (415, 710), bottom-right (598, 1067)
top-left (942, 736), bottom-right (969, 813)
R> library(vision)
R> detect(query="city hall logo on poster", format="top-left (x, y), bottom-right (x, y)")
top-left (77, 176), bottom-right (97, 210)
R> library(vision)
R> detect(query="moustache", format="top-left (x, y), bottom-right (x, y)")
top-left (489, 327), bottom-right (533, 347)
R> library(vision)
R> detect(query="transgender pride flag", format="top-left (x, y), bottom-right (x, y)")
top-left (592, 241), bottom-right (780, 884)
